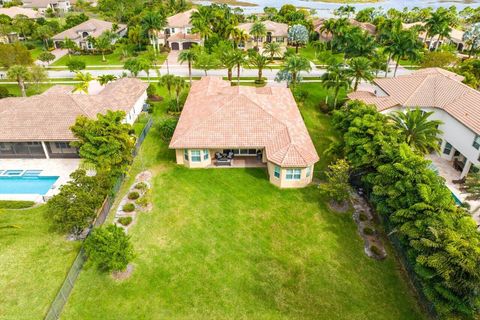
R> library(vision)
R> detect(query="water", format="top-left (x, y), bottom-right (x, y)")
top-left (0, 176), bottom-right (59, 195)
top-left (195, 0), bottom-right (480, 16)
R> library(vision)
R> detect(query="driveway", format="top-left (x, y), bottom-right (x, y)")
top-left (35, 49), bottom-right (68, 66)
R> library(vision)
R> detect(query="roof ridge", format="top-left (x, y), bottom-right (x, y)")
top-left (401, 74), bottom-right (430, 106)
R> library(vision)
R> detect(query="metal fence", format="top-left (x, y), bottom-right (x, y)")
top-left (44, 117), bottom-right (153, 320)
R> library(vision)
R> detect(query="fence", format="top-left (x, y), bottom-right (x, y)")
top-left (44, 117), bottom-right (154, 320)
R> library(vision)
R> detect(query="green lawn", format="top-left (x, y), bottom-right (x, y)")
top-left (61, 84), bottom-right (425, 319)
top-left (0, 206), bottom-right (80, 319)
top-left (299, 46), bottom-right (344, 66)
top-left (0, 84), bottom-right (60, 97)
top-left (52, 50), bottom-right (167, 67)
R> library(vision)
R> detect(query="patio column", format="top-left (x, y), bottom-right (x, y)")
top-left (439, 139), bottom-right (446, 156)
top-left (461, 160), bottom-right (472, 179)
top-left (41, 141), bottom-right (50, 159)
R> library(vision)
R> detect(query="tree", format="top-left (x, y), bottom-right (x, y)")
top-left (463, 23), bottom-right (480, 57)
top-left (247, 51), bottom-right (269, 83)
top-left (0, 87), bottom-right (10, 99)
top-left (71, 110), bottom-right (135, 177)
top-left (320, 159), bottom-right (351, 204)
top-left (288, 24), bottom-right (309, 54)
top-left (0, 43), bottom-right (33, 68)
top-left (347, 57), bottom-right (374, 91)
top-left (73, 72), bottom-right (93, 94)
top-left (190, 6), bottom-right (214, 42)
top-left (231, 27), bottom-right (249, 48)
top-left (319, 18), bottom-right (336, 48)
top-left (420, 50), bottom-right (458, 68)
top-left (38, 51), bottom-right (56, 65)
top-left (159, 74), bottom-right (177, 98)
top-left (172, 77), bottom-right (186, 112)
top-left (320, 63), bottom-right (351, 108)
top-left (128, 25), bottom-right (143, 50)
top-left (35, 25), bottom-right (54, 50)
top-left (97, 74), bottom-right (116, 86)
top-left (194, 51), bottom-right (220, 76)
top-left (334, 5), bottom-right (355, 18)
top-left (84, 224), bottom-right (134, 272)
top-left (158, 118), bottom-right (178, 142)
top-left (250, 21), bottom-right (267, 49)
top-left (383, 30), bottom-right (422, 77)
top-left (141, 11), bottom-right (167, 54)
top-left (275, 54), bottom-right (311, 88)
top-left (231, 49), bottom-right (247, 85)
top-left (66, 58), bottom-right (86, 72)
top-left (124, 57), bottom-right (142, 77)
top-left (214, 42), bottom-right (237, 81)
top-left (94, 31), bottom-right (116, 62)
top-left (63, 38), bottom-right (79, 57)
top-left (12, 14), bottom-right (33, 39)
top-left (390, 108), bottom-right (443, 155)
top-left (263, 42), bottom-right (282, 61)
top-left (47, 169), bottom-right (110, 236)
top-left (178, 49), bottom-right (197, 85)
top-left (462, 170), bottom-right (480, 201)
top-left (7, 65), bottom-right (30, 97)
top-left (29, 65), bottom-right (47, 92)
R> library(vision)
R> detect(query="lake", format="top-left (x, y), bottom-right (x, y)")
top-left (194, 0), bottom-right (480, 16)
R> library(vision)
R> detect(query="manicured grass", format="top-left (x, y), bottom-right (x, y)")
top-left (299, 46), bottom-right (344, 66)
top-left (0, 200), bottom-right (35, 209)
top-left (52, 50), bottom-right (167, 67)
top-left (61, 84), bottom-right (425, 319)
top-left (0, 84), bottom-right (60, 97)
top-left (0, 206), bottom-right (80, 319)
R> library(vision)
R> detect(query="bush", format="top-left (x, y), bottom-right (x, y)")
top-left (370, 245), bottom-right (381, 256)
top-left (135, 196), bottom-right (148, 207)
top-left (363, 227), bottom-right (374, 236)
top-left (359, 212), bottom-right (368, 222)
top-left (66, 58), bottom-right (86, 72)
top-left (0, 86), bottom-right (11, 99)
top-left (123, 203), bottom-right (135, 212)
top-left (128, 191), bottom-right (140, 200)
top-left (0, 200), bottom-right (35, 209)
top-left (254, 79), bottom-right (265, 85)
top-left (294, 88), bottom-right (309, 102)
top-left (134, 182), bottom-right (148, 190)
top-left (84, 224), bottom-right (134, 272)
top-left (158, 118), bottom-right (178, 142)
top-left (117, 216), bottom-right (132, 226)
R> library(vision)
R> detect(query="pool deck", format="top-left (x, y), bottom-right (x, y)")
top-left (0, 159), bottom-right (80, 202)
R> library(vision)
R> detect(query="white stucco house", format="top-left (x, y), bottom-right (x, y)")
top-left (349, 68), bottom-right (480, 181)
top-left (23, 0), bottom-right (71, 14)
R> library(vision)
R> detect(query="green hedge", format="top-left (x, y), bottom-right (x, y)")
top-left (0, 200), bottom-right (35, 209)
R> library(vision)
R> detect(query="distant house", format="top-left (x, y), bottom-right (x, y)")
top-left (169, 77), bottom-right (319, 188)
top-left (23, 0), bottom-right (71, 14)
top-left (51, 18), bottom-right (126, 50)
top-left (313, 18), bottom-right (376, 41)
top-left (402, 22), bottom-right (468, 51)
top-left (0, 78), bottom-right (148, 159)
top-left (0, 7), bottom-right (40, 19)
top-left (159, 9), bottom-right (202, 50)
top-left (236, 20), bottom-right (288, 50)
top-left (348, 68), bottom-right (480, 179)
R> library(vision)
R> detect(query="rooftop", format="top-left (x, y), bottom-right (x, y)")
top-left (167, 9), bottom-right (195, 28)
top-left (169, 77), bottom-right (319, 167)
top-left (348, 68), bottom-right (480, 135)
top-left (0, 7), bottom-right (40, 19)
top-left (237, 20), bottom-right (289, 37)
top-left (0, 78), bottom-right (148, 142)
top-left (52, 18), bottom-right (126, 41)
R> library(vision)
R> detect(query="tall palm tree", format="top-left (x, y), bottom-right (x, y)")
top-left (173, 76), bottom-right (186, 111)
top-left (280, 55), bottom-right (311, 88)
top-left (250, 21), bottom-right (267, 50)
top-left (263, 42), bottom-right (282, 62)
top-left (97, 74), bottom-right (116, 86)
top-left (190, 6), bottom-right (213, 42)
top-left (159, 74), bottom-right (177, 98)
top-left (383, 30), bottom-right (422, 77)
top-left (94, 31), bottom-right (115, 62)
top-left (231, 49), bottom-right (247, 85)
top-left (141, 11), bottom-right (167, 54)
top-left (347, 57), bottom-right (374, 91)
top-left (7, 65), bottom-right (30, 97)
top-left (319, 18), bottom-right (336, 48)
top-left (178, 49), bottom-right (197, 85)
top-left (216, 45), bottom-right (238, 82)
top-left (390, 108), bottom-right (443, 154)
top-left (247, 51), bottom-right (269, 83)
top-left (320, 63), bottom-right (351, 108)
top-left (73, 72), bottom-right (93, 94)
top-left (231, 27), bottom-right (249, 48)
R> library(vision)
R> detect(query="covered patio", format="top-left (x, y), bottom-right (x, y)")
top-left (210, 156), bottom-right (267, 168)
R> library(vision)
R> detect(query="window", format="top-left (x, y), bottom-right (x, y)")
top-left (306, 166), bottom-right (312, 177)
top-left (473, 135), bottom-right (480, 150)
top-left (55, 142), bottom-right (69, 149)
top-left (203, 149), bottom-right (209, 160)
top-left (276, 37), bottom-right (284, 42)
top-left (443, 142), bottom-right (453, 155)
top-left (274, 165), bottom-right (280, 178)
top-left (286, 168), bottom-right (301, 180)
top-left (184, 149), bottom-right (188, 161)
top-left (191, 150), bottom-right (201, 162)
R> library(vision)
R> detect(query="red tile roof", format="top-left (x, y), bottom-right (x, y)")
top-left (169, 77), bottom-right (319, 167)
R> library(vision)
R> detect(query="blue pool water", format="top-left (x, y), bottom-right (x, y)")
top-left (0, 176), bottom-right (59, 195)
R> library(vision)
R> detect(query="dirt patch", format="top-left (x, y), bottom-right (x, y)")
top-left (112, 263), bottom-right (134, 281)
top-left (328, 200), bottom-right (350, 213)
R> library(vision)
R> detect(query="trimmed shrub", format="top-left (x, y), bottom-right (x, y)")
top-left (123, 203), bottom-right (135, 212)
top-left (128, 191), bottom-right (140, 200)
top-left (118, 216), bottom-right (132, 226)
top-left (363, 227), bottom-right (374, 236)
top-left (135, 196), bottom-right (148, 207)
top-left (370, 245), bottom-right (381, 256)
top-left (359, 212), bottom-right (368, 222)
top-left (134, 182), bottom-right (148, 190)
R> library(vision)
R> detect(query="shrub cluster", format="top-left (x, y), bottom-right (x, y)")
top-left (118, 216), bottom-right (132, 226)
top-left (333, 101), bottom-right (480, 318)
top-left (123, 203), bottom-right (135, 212)
top-left (128, 191), bottom-right (140, 200)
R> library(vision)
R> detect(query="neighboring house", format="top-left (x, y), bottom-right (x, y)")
top-left (348, 68), bottom-right (480, 179)
top-left (0, 78), bottom-right (148, 159)
top-left (403, 22), bottom-right (468, 51)
top-left (313, 18), bottom-right (376, 41)
top-left (0, 7), bottom-right (41, 19)
top-left (51, 18), bottom-right (126, 50)
top-left (169, 77), bottom-right (319, 188)
top-left (0, 32), bottom-right (18, 44)
top-left (23, 0), bottom-right (71, 14)
top-left (236, 20), bottom-right (288, 50)
top-left (159, 9), bottom-right (202, 50)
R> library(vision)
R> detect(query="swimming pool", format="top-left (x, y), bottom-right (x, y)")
top-left (0, 176), bottom-right (59, 195)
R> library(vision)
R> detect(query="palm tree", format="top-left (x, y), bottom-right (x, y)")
top-left (141, 11), bottom-right (167, 54)
top-left (64, 38), bottom-right (78, 57)
top-left (383, 30), bottom-right (422, 77)
top-left (280, 55), bottom-right (311, 88)
top-left (231, 27), bottom-right (249, 48)
top-left (320, 63), bottom-right (351, 108)
top-left (94, 31), bottom-right (115, 62)
top-left (97, 74), bottom-right (116, 86)
top-left (310, 40), bottom-right (326, 60)
top-left (319, 18), bottom-right (336, 48)
top-left (347, 57), bottom-right (374, 91)
top-left (231, 49), bottom-right (247, 85)
top-left (173, 77), bottom-right (186, 111)
top-left (178, 49), bottom-right (197, 85)
top-left (247, 51), bottom-right (269, 83)
top-left (190, 6), bottom-right (213, 42)
top-left (390, 108), bottom-right (443, 154)
top-left (7, 65), bottom-right (30, 97)
top-left (215, 45), bottom-right (238, 82)
top-left (263, 42), bottom-right (282, 62)
top-left (159, 74), bottom-right (177, 98)
top-left (250, 21), bottom-right (267, 50)
top-left (73, 72), bottom-right (93, 94)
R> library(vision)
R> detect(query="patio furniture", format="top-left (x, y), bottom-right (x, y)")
top-left (216, 158), bottom-right (231, 166)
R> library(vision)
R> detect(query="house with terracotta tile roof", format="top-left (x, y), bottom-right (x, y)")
top-left (23, 0), bottom-right (71, 14)
top-left (52, 18), bottom-right (127, 50)
top-left (402, 22), bottom-right (469, 51)
top-left (158, 9), bottom-right (202, 50)
top-left (236, 20), bottom-right (289, 50)
top-left (169, 77), bottom-right (319, 188)
top-left (0, 78), bottom-right (148, 159)
top-left (348, 68), bottom-right (480, 179)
